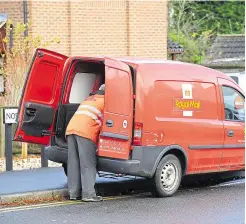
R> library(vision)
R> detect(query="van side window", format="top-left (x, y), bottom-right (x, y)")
top-left (69, 73), bottom-right (96, 103)
top-left (222, 86), bottom-right (245, 122)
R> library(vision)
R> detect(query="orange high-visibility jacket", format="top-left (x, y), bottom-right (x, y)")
top-left (66, 94), bottom-right (104, 144)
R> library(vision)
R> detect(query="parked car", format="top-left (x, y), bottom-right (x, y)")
top-left (14, 49), bottom-right (245, 197)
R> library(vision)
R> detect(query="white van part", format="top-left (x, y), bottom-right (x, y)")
top-left (227, 71), bottom-right (245, 92)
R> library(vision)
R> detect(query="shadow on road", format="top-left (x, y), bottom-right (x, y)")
top-left (95, 171), bottom-right (245, 197)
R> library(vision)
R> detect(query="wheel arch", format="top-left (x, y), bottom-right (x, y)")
top-left (151, 145), bottom-right (188, 177)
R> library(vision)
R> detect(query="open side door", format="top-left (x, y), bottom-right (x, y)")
top-left (14, 49), bottom-right (68, 145)
top-left (97, 58), bottom-right (133, 160)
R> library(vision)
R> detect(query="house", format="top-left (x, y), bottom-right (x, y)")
top-left (167, 38), bottom-right (184, 60)
top-left (205, 34), bottom-right (245, 74)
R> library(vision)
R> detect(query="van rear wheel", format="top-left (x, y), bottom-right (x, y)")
top-left (152, 154), bottom-right (182, 197)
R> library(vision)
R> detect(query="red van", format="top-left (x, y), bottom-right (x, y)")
top-left (14, 48), bottom-right (245, 197)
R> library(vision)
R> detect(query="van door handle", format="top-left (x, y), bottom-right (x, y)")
top-left (228, 130), bottom-right (234, 137)
top-left (106, 120), bottom-right (114, 127)
top-left (26, 108), bottom-right (36, 116)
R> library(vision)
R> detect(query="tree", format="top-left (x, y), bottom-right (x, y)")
top-left (186, 1), bottom-right (245, 35)
top-left (168, 0), bottom-right (245, 63)
top-left (0, 21), bottom-right (60, 106)
top-left (169, 0), bottom-right (214, 63)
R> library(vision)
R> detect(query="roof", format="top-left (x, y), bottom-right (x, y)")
top-left (206, 34), bottom-right (245, 66)
top-left (167, 38), bottom-right (184, 54)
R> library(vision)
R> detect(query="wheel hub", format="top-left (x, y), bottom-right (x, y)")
top-left (160, 162), bottom-right (177, 191)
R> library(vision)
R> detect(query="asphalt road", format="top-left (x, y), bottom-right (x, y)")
top-left (0, 179), bottom-right (244, 224)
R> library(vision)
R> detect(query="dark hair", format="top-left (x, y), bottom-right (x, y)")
top-left (89, 90), bottom-right (105, 96)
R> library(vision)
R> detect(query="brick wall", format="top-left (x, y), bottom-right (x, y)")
top-left (69, 0), bottom-right (168, 58)
top-left (128, 0), bottom-right (168, 58)
top-left (70, 0), bottom-right (128, 57)
top-left (29, 1), bottom-right (71, 56)
top-left (0, 1), bottom-right (24, 24)
top-left (29, 0), bottom-right (168, 58)
top-left (0, 0), bottom-right (168, 58)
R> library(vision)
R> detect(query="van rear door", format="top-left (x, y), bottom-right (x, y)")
top-left (97, 58), bottom-right (133, 160)
top-left (14, 49), bottom-right (68, 145)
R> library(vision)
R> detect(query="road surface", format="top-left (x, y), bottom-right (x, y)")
top-left (0, 179), bottom-right (244, 224)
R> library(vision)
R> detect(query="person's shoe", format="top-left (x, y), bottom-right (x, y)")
top-left (69, 196), bottom-right (82, 201)
top-left (82, 196), bottom-right (103, 202)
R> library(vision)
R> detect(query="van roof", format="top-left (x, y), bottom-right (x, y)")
top-left (112, 57), bottom-right (242, 86)
top-left (113, 56), bottom-right (224, 75)
top-left (72, 54), bottom-right (229, 79)
top-left (68, 53), bottom-right (243, 92)
top-left (113, 56), bottom-right (185, 65)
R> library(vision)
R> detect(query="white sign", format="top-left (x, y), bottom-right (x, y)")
top-left (3, 108), bottom-right (18, 124)
top-left (183, 111), bottom-right (193, 117)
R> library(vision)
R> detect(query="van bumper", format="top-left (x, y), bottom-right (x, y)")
top-left (44, 145), bottom-right (156, 178)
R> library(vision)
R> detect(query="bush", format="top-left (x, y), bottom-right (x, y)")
top-left (0, 20), bottom-right (60, 106)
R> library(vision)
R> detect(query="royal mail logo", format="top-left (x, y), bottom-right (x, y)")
top-left (184, 90), bottom-right (191, 98)
top-left (182, 84), bottom-right (193, 99)
top-left (173, 98), bottom-right (201, 111)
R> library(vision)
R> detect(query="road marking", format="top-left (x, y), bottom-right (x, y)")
top-left (0, 201), bottom-right (83, 213)
top-left (0, 180), bottom-right (244, 214)
top-left (0, 194), bottom-right (148, 214)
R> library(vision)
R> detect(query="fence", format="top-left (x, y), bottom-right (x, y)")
top-left (0, 107), bottom-right (48, 171)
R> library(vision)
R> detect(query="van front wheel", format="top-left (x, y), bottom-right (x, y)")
top-left (152, 154), bottom-right (182, 197)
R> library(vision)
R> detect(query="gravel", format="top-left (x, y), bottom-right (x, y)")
top-left (0, 155), bottom-right (62, 172)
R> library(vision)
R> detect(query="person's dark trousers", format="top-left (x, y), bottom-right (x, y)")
top-left (67, 134), bottom-right (97, 199)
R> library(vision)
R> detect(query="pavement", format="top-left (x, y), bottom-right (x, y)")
top-left (0, 167), bottom-right (147, 205)
top-left (0, 178), bottom-right (244, 224)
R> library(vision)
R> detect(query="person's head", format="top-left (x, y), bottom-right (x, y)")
top-left (89, 84), bottom-right (105, 96)
top-left (99, 84), bottom-right (105, 92)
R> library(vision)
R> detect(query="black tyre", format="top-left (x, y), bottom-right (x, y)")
top-left (62, 163), bottom-right (68, 176)
top-left (152, 154), bottom-right (182, 197)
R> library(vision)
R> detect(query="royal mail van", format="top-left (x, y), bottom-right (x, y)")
top-left (14, 48), bottom-right (245, 197)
